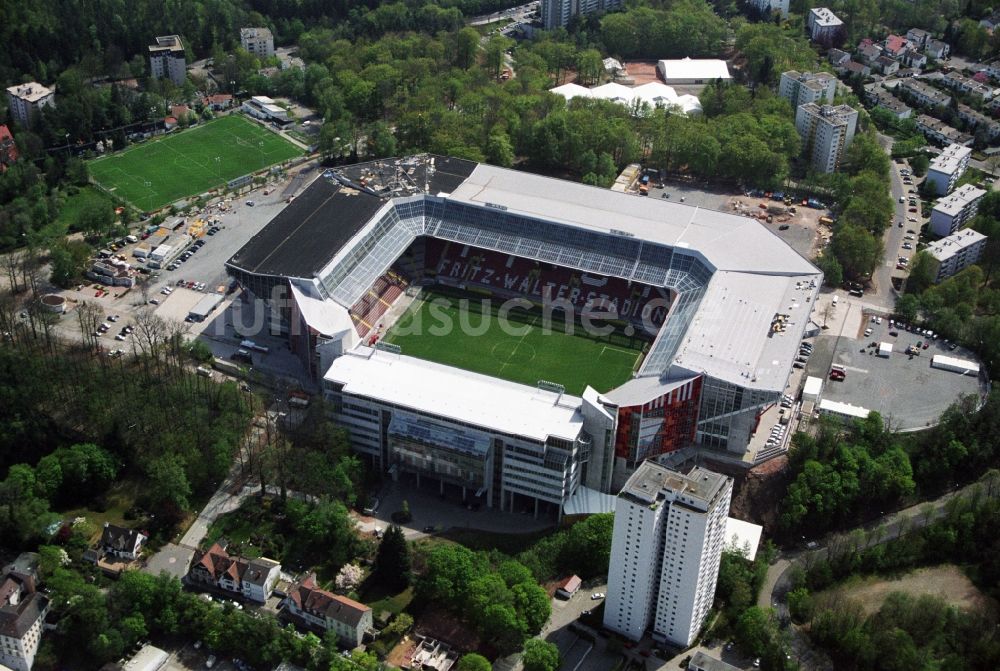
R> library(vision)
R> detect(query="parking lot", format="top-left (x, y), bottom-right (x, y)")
top-left (643, 181), bottom-right (828, 260)
top-left (806, 314), bottom-right (985, 430)
top-left (43, 163), bottom-right (321, 379)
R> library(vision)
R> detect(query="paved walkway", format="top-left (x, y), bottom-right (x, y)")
top-left (762, 481), bottom-right (987, 669)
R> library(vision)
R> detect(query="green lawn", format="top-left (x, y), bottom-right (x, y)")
top-left (55, 185), bottom-right (116, 231)
top-left (383, 290), bottom-right (644, 395)
top-left (88, 115), bottom-right (303, 211)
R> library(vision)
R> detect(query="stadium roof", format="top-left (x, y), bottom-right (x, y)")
top-left (549, 82), bottom-right (703, 115)
top-left (230, 155), bottom-right (821, 395)
top-left (324, 345), bottom-right (585, 443)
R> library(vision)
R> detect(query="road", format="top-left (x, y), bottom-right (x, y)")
top-left (871, 134), bottom-right (922, 310)
top-left (761, 481), bottom-right (984, 670)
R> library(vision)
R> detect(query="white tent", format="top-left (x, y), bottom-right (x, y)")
top-left (549, 81), bottom-right (703, 115)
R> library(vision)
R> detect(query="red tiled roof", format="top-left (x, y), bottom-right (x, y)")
top-left (885, 35), bottom-right (907, 54)
top-left (289, 573), bottom-right (371, 627)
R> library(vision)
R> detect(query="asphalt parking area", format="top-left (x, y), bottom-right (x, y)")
top-left (807, 320), bottom-right (984, 430)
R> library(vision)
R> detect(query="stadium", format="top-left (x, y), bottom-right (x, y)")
top-left (226, 155), bottom-right (821, 517)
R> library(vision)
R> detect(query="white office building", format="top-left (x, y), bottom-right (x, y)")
top-left (927, 229), bottom-right (988, 282)
top-left (541, 0), bottom-right (623, 29)
top-left (795, 103), bottom-right (858, 173)
top-left (604, 462), bottom-right (732, 648)
top-left (779, 71), bottom-right (837, 109)
top-left (148, 35), bottom-right (186, 86)
top-left (807, 8), bottom-right (844, 44)
top-left (240, 27), bottom-right (275, 59)
top-left (925, 144), bottom-right (973, 196)
top-left (5, 83), bottom-right (54, 128)
top-left (930, 184), bottom-right (987, 237)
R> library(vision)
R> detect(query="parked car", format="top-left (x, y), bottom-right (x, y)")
top-left (591, 593), bottom-right (605, 600)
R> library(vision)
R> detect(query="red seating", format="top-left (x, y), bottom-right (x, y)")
top-left (350, 268), bottom-right (409, 336)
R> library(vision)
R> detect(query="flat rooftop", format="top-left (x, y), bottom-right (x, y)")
top-left (928, 228), bottom-right (986, 261)
top-left (810, 7), bottom-right (843, 26)
top-left (619, 460), bottom-right (728, 508)
top-left (324, 345), bottom-right (584, 443)
top-left (933, 184), bottom-right (986, 217)
top-left (929, 143), bottom-right (973, 175)
top-left (6, 82), bottom-right (52, 102)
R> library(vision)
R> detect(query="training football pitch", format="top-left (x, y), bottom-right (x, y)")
top-left (88, 115), bottom-right (303, 211)
top-left (384, 290), bottom-right (645, 396)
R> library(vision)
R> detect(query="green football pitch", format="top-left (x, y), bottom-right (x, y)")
top-left (88, 115), bottom-right (303, 211)
top-left (384, 290), bottom-right (645, 396)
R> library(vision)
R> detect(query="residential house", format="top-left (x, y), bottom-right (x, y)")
top-left (0, 571), bottom-right (48, 671)
top-left (883, 34), bottom-right (909, 58)
top-left (858, 43), bottom-right (883, 65)
top-left (0, 125), bottom-right (18, 170)
top-left (900, 50), bottom-right (928, 69)
top-left (202, 93), bottom-right (234, 111)
top-left (100, 523), bottom-right (147, 561)
top-left (957, 103), bottom-right (1000, 141)
top-left (906, 28), bottom-right (931, 50)
top-left (828, 49), bottom-right (851, 69)
top-left (187, 542), bottom-right (282, 603)
top-left (897, 78), bottom-right (952, 108)
top-left (170, 104), bottom-right (192, 122)
top-left (873, 55), bottom-right (900, 76)
top-left (283, 573), bottom-right (373, 647)
top-left (5, 83), bottom-right (54, 128)
top-left (941, 71), bottom-right (994, 101)
top-left (556, 575), bottom-right (582, 598)
top-left (980, 12), bottom-right (1000, 32)
top-left (916, 115), bottom-right (974, 147)
top-left (925, 39), bottom-right (950, 60)
top-left (843, 61), bottom-right (871, 78)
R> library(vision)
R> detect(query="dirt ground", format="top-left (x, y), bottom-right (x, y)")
top-left (415, 606), bottom-right (482, 653)
top-left (713, 455), bottom-right (791, 535)
top-left (386, 635), bottom-right (418, 668)
top-left (622, 61), bottom-right (660, 84)
top-left (725, 195), bottom-right (832, 258)
top-left (828, 565), bottom-right (995, 617)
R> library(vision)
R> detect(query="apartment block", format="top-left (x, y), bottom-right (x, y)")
top-left (0, 570), bottom-right (48, 671)
top-left (925, 143), bottom-right (973, 195)
top-left (957, 103), bottom-right (1000, 141)
top-left (916, 115), bottom-right (973, 148)
top-left (5, 83), bottom-right (54, 127)
top-left (865, 87), bottom-right (912, 119)
top-left (795, 103), bottom-right (858, 173)
top-left (941, 71), bottom-right (994, 102)
top-left (604, 462), bottom-right (732, 648)
top-left (240, 27), bottom-right (275, 59)
top-left (541, 0), bottom-right (623, 29)
top-left (897, 79), bottom-right (951, 109)
top-left (779, 71), bottom-right (837, 109)
top-left (807, 8), bottom-right (844, 44)
top-left (149, 35), bottom-right (186, 86)
top-left (929, 184), bottom-right (987, 237)
top-left (927, 229), bottom-right (988, 282)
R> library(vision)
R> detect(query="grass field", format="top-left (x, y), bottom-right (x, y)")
top-left (88, 115), bottom-right (302, 211)
top-left (384, 290), bottom-right (644, 395)
top-left (55, 185), bottom-right (117, 231)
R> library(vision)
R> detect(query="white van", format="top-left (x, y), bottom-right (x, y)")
top-left (832, 295), bottom-right (839, 307)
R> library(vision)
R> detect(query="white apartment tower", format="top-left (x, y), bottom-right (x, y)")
top-left (240, 27), bottom-right (275, 59)
top-left (925, 143), bottom-right (973, 196)
top-left (5, 83), bottom-right (54, 128)
top-left (148, 35), bottom-right (187, 86)
top-left (541, 0), bottom-right (623, 30)
top-left (604, 462), bottom-right (732, 648)
top-left (807, 8), bottom-right (844, 44)
top-left (779, 71), bottom-right (837, 109)
top-left (929, 184), bottom-right (987, 237)
top-left (795, 103), bottom-right (858, 173)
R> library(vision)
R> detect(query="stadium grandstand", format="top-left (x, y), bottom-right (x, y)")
top-left (227, 155), bottom-right (822, 517)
